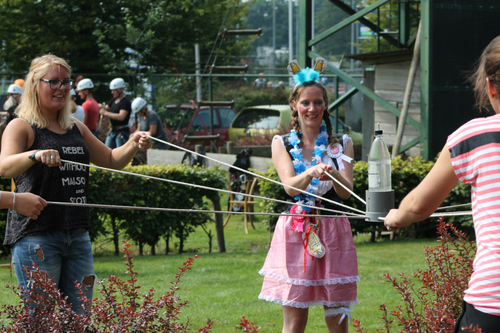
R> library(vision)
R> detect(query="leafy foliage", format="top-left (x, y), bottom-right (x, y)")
top-left (256, 157), bottom-right (472, 237)
top-left (353, 219), bottom-right (477, 332)
top-left (88, 163), bottom-right (226, 256)
top-left (354, 0), bottom-right (420, 54)
top-left (0, 241), bottom-right (214, 332)
top-left (0, 0), bottom-right (251, 75)
top-left (212, 79), bottom-right (290, 112)
top-left (254, 164), bottom-right (287, 230)
top-left (238, 316), bottom-right (261, 333)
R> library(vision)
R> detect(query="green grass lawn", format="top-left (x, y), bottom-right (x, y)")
top-left (0, 202), bottom-right (441, 332)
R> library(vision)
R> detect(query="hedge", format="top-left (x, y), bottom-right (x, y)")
top-left (0, 164), bottom-right (226, 256)
top-left (256, 156), bottom-right (473, 239)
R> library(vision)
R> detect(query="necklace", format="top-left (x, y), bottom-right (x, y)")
top-left (289, 125), bottom-right (329, 215)
top-left (289, 126), bottom-right (329, 265)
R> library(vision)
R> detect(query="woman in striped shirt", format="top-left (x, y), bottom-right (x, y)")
top-left (385, 35), bottom-right (500, 332)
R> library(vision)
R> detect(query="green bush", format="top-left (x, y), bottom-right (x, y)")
top-left (88, 164), bottom-right (226, 255)
top-left (0, 164), bottom-right (225, 257)
top-left (256, 156), bottom-right (472, 238)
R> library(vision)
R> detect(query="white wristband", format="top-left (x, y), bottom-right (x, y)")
top-left (12, 192), bottom-right (16, 212)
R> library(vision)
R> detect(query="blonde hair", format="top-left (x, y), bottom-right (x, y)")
top-left (69, 99), bottom-right (77, 114)
top-left (16, 54), bottom-right (74, 130)
top-left (289, 81), bottom-right (339, 145)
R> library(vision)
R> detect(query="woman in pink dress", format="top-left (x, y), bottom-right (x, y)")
top-left (259, 59), bottom-right (359, 333)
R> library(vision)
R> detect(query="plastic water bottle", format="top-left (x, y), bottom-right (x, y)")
top-left (368, 124), bottom-right (391, 191)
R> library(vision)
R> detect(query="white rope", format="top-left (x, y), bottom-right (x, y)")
top-left (46, 201), bottom-right (369, 219)
top-left (323, 172), bottom-right (366, 205)
top-left (435, 203), bottom-right (471, 211)
top-left (147, 136), bottom-right (366, 215)
top-left (430, 210), bottom-right (472, 217)
top-left (60, 159), bottom-right (365, 218)
top-left (379, 210), bottom-right (473, 221)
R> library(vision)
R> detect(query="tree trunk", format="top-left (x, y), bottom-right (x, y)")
top-left (138, 239), bottom-right (143, 256)
top-left (165, 235), bottom-right (170, 255)
top-left (210, 194), bottom-right (226, 253)
top-left (179, 226), bottom-right (184, 254)
top-left (110, 215), bottom-right (119, 256)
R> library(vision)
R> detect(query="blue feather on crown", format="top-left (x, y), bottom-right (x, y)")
top-left (293, 68), bottom-right (320, 86)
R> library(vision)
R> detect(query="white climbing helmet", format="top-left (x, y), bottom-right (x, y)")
top-left (132, 97), bottom-right (147, 114)
top-left (7, 84), bottom-right (23, 95)
top-left (110, 78), bottom-right (126, 90)
top-left (77, 78), bottom-right (94, 91)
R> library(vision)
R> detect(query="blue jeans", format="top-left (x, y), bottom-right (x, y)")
top-left (11, 229), bottom-right (95, 314)
top-left (105, 128), bottom-right (129, 148)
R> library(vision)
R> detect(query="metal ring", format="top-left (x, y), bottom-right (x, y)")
top-left (50, 156), bottom-right (55, 159)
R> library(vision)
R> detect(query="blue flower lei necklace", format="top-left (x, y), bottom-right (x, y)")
top-left (289, 124), bottom-right (329, 216)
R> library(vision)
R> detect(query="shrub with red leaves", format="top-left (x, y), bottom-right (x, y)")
top-left (353, 218), bottom-right (477, 333)
top-left (0, 240), bottom-right (213, 332)
top-left (238, 316), bottom-right (261, 332)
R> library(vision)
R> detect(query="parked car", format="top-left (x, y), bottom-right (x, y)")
top-left (228, 105), bottom-right (292, 144)
top-left (165, 104), bottom-right (237, 150)
top-left (228, 104), bottom-right (362, 159)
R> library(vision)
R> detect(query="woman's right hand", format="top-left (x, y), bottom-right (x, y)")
top-left (307, 163), bottom-right (332, 180)
top-left (32, 149), bottom-right (61, 167)
top-left (15, 193), bottom-right (47, 220)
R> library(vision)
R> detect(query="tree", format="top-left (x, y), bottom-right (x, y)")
top-left (0, 0), bottom-right (252, 75)
top-left (0, 0), bottom-right (109, 73)
top-left (354, 0), bottom-right (420, 53)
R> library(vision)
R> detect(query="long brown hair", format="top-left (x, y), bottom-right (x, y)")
top-left (469, 35), bottom-right (500, 113)
top-left (289, 81), bottom-right (339, 145)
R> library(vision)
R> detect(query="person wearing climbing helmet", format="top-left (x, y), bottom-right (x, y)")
top-left (100, 78), bottom-right (131, 148)
top-left (132, 97), bottom-right (169, 150)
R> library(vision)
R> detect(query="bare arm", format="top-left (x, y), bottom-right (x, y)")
top-left (384, 145), bottom-right (459, 229)
top-left (148, 123), bottom-right (157, 136)
top-left (272, 138), bottom-right (352, 198)
top-left (100, 108), bottom-right (128, 121)
top-left (0, 191), bottom-right (47, 220)
top-left (272, 138), bottom-right (313, 197)
top-left (83, 111), bottom-right (89, 125)
top-left (75, 121), bottom-right (152, 169)
top-left (0, 118), bottom-right (59, 178)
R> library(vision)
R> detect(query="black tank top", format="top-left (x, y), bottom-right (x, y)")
top-left (280, 133), bottom-right (344, 215)
top-left (3, 124), bottom-right (90, 246)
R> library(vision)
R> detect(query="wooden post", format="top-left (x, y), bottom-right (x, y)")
top-left (227, 141), bottom-right (235, 155)
top-left (210, 194), bottom-right (226, 253)
top-left (392, 20), bottom-right (422, 159)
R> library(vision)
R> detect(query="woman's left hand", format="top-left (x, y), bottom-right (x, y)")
top-left (318, 165), bottom-right (342, 182)
top-left (130, 132), bottom-right (153, 150)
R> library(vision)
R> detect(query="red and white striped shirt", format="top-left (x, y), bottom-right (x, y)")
top-left (448, 114), bottom-right (500, 315)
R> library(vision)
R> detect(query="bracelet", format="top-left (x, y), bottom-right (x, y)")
top-left (29, 149), bottom-right (40, 163)
top-left (12, 192), bottom-right (16, 212)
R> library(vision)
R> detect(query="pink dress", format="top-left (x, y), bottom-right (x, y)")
top-left (259, 135), bottom-right (359, 315)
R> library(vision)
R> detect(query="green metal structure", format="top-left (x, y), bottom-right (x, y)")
top-left (297, 0), bottom-right (500, 160)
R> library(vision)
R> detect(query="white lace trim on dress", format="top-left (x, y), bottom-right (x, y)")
top-left (258, 294), bottom-right (359, 309)
top-left (259, 269), bottom-right (360, 286)
top-left (324, 306), bottom-right (354, 325)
